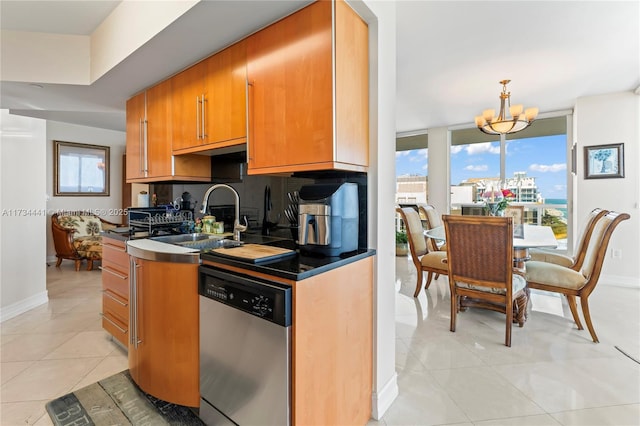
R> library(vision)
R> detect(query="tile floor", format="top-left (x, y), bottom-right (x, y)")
top-left (1, 263), bottom-right (128, 425)
top-left (1, 258), bottom-right (639, 425)
top-left (369, 256), bottom-right (640, 426)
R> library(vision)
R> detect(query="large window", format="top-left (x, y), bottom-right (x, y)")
top-left (450, 116), bottom-right (570, 248)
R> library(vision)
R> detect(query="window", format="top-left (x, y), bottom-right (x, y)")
top-left (450, 116), bottom-right (570, 248)
top-left (54, 141), bottom-right (110, 196)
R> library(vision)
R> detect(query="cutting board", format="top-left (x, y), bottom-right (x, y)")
top-left (210, 244), bottom-right (296, 263)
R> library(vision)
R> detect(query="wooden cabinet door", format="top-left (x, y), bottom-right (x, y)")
top-left (203, 39), bottom-right (247, 148)
top-left (247, 0), bottom-right (333, 171)
top-left (145, 79), bottom-right (172, 178)
top-left (128, 257), bottom-right (200, 407)
top-left (171, 61), bottom-right (205, 151)
top-left (125, 92), bottom-right (146, 181)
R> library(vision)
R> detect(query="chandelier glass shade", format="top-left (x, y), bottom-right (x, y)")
top-left (475, 80), bottom-right (538, 135)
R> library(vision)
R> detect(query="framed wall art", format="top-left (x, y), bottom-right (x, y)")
top-left (584, 143), bottom-right (624, 179)
top-left (54, 140), bottom-right (110, 196)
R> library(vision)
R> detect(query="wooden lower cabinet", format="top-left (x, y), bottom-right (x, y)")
top-left (202, 256), bottom-right (374, 425)
top-left (128, 256), bottom-right (200, 407)
top-left (101, 237), bottom-right (129, 347)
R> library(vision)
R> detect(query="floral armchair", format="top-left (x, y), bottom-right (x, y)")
top-left (51, 212), bottom-right (120, 271)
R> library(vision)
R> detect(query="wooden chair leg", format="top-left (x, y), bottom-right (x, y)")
top-left (424, 271), bottom-right (434, 290)
top-left (87, 259), bottom-right (93, 271)
top-left (506, 299), bottom-right (513, 347)
top-left (74, 260), bottom-right (81, 271)
top-left (566, 295), bottom-right (584, 330)
top-left (580, 296), bottom-right (599, 343)
top-left (55, 257), bottom-right (62, 267)
top-left (413, 269), bottom-right (423, 297)
top-left (450, 294), bottom-right (457, 332)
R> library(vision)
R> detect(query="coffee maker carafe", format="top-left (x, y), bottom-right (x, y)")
top-left (298, 182), bottom-right (358, 256)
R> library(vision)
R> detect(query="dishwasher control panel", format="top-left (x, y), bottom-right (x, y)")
top-left (199, 266), bottom-right (292, 326)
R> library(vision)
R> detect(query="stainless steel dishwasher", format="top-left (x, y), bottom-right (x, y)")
top-left (198, 266), bottom-right (292, 426)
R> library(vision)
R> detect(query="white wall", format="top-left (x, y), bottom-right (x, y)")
top-left (45, 121), bottom-right (126, 262)
top-left (0, 110), bottom-right (48, 321)
top-left (575, 91), bottom-right (640, 287)
top-left (356, 0), bottom-right (398, 419)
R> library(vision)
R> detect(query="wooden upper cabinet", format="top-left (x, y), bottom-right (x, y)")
top-left (172, 41), bottom-right (248, 154)
top-left (125, 79), bottom-right (211, 183)
top-left (125, 92), bottom-right (146, 181)
top-left (246, 0), bottom-right (369, 175)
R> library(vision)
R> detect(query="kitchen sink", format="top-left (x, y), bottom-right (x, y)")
top-left (151, 233), bottom-right (222, 244)
top-left (150, 233), bottom-right (243, 251)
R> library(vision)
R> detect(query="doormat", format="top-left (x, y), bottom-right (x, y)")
top-left (45, 370), bottom-right (205, 425)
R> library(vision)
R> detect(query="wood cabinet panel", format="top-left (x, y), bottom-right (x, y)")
top-left (292, 256), bottom-right (373, 426)
top-left (126, 77), bottom-right (211, 182)
top-left (246, 0), bottom-right (368, 175)
top-left (128, 257), bottom-right (200, 407)
top-left (102, 313), bottom-right (128, 347)
top-left (101, 236), bottom-right (129, 346)
top-left (125, 93), bottom-right (146, 180)
top-left (171, 62), bottom-right (204, 151)
top-left (172, 41), bottom-right (248, 154)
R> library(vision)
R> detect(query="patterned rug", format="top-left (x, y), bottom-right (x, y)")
top-left (45, 370), bottom-right (205, 425)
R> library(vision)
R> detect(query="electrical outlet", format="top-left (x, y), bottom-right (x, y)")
top-left (611, 248), bottom-right (622, 259)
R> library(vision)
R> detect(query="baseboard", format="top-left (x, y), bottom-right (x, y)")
top-left (0, 290), bottom-right (49, 322)
top-left (370, 371), bottom-right (398, 420)
top-left (600, 273), bottom-right (640, 289)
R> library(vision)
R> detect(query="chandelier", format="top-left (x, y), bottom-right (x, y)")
top-left (475, 80), bottom-right (538, 135)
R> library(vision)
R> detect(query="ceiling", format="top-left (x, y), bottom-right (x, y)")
top-left (1, 1), bottom-right (639, 135)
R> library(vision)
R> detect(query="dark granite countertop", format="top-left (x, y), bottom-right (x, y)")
top-left (103, 228), bottom-right (375, 281)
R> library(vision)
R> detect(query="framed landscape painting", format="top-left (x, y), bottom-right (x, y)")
top-left (584, 143), bottom-right (624, 179)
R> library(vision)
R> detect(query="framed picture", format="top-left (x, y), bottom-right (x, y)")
top-left (54, 141), bottom-right (110, 196)
top-left (504, 205), bottom-right (524, 239)
top-left (584, 143), bottom-right (624, 179)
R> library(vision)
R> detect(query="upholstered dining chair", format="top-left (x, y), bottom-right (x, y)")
top-left (529, 208), bottom-right (608, 269)
top-left (396, 207), bottom-right (448, 297)
top-left (442, 215), bottom-right (528, 347)
top-left (525, 211), bottom-right (630, 343)
top-left (416, 203), bottom-right (446, 253)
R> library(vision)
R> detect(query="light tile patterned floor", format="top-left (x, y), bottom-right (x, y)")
top-left (368, 256), bottom-right (640, 426)
top-left (1, 258), bottom-right (639, 425)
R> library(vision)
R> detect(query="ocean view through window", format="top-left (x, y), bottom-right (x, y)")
top-left (396, 118), bottom-right (569, 249)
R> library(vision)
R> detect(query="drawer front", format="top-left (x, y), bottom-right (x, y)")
top-left (102, 312), bottom-right (128, 347)
top-left (103, 290), bottom-right (129, 323)
top-left (102, 242), bottom-right (129, 270)
top-left (102, 264), bottom-right (129, 299)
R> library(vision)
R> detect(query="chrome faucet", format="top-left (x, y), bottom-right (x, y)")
top-left (200, 184), bottom-right (247, 241)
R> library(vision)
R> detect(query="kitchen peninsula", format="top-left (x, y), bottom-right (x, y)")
top-left (102, 229), bottom-right (375, 425)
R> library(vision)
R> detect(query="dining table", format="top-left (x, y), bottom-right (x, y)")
top-left (425, 223), bottom-right (558, 269)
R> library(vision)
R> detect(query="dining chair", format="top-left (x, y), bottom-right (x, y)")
top-left (442, 215), bottom-right (528, 347)
top-left (529, 208), bottom-right (608, 269)
top-left (396, 207), bottom-right (448, 297)
top-left (525, 211), bottom-right (630, 343)
top-left (416, 203), bottom-right (447, 252)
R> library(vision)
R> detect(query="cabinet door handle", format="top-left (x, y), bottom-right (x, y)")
top-left (246, 79), bottom-right (253, 161)
top-left (143, 119), bottom-right (149, 174)
top-left (101, 313), bottom-right (127, 334)
top-left (129, 258), bottom-right (141, 347)
top-left (102, 289), bottom-right (128, 307)
top-left (201, 94), bottom-right (207, 139)
top-left (196, 96), bottom-right (201, 140)
top-left (139, 118), bottom-right (144, 173)
top-left (99, 266), bottom-right (127, 280)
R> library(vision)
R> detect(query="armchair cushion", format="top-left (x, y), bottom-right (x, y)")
top-left (524, 260), bottom-right (586, 291)
top-left (57, 215), bottom-right (104, 237)
top-left (456, 274), bottom-right (527, 297)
